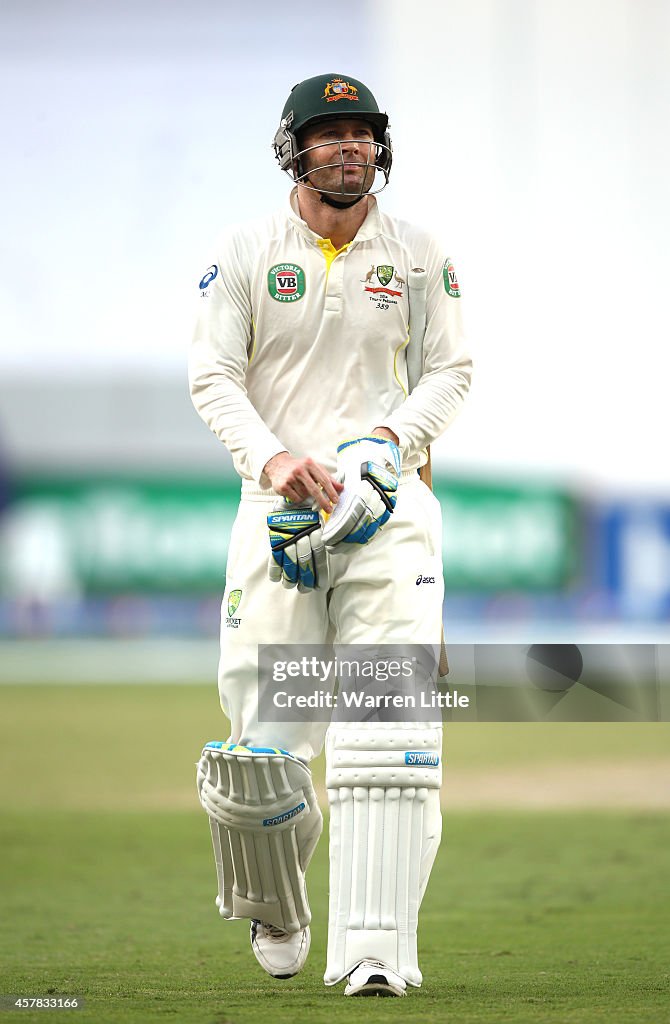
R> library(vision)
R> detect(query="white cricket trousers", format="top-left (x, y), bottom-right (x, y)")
top-left (216, 472), bottom-right (445, 759)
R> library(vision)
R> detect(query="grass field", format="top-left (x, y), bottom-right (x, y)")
top-left (1, 685), bottom-right (669, 1023)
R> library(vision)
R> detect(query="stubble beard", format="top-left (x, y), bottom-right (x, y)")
top-left (302, 154), bottom-right (375, 197)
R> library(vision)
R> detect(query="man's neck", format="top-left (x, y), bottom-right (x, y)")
top-left (296, 186), bottom-right (370, 250)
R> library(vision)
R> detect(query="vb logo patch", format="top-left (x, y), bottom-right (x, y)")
top-left (268, 263), bottom-right (305, 302)
top-left (443, 258), bottom-right (461, 297)
top-left (226, 588), bottom-right (242, 629)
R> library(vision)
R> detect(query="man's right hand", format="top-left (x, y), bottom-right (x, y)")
top-left (263, 452), bottom-right (343, 514)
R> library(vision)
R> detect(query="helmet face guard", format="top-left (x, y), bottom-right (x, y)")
top-left (273, 126), bottom-right (392, 198)
top-left (273, 74), bottom-right (393, 199)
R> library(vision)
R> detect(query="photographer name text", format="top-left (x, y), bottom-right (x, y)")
top-left (272, 690), bottom-right (469, 710)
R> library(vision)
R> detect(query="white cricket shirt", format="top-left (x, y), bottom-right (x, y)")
top-left (190, 189), bottom-right (471, 487)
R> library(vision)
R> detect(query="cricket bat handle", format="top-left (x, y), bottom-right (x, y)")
top-left (419, 448), bottom-right (433, 490)
top-left (407, 267), bottom-right (448, 675)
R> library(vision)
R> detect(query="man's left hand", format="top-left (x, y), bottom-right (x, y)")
top-left (322, 436), bottom-right (401, 547)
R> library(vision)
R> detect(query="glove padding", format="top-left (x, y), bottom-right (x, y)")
top-left (267, 497), bottom-right (329, 592)
top-left (322, 436), bottom-right (401, 547)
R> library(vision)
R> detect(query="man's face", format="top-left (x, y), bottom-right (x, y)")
top-left (298, 118), bottom-right (377, 196)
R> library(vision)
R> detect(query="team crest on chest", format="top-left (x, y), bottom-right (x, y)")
top-left (360, 264), bottom-right (405, 308)
top-left (268, 263), bottom-right (305, 302)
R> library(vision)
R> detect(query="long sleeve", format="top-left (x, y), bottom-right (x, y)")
top-left (188, 238), bottom-right (287, 486)
top-left (380, 237), bottom-right (472, 458)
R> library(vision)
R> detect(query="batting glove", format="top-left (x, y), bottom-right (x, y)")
top-left (267, 497), bottom-right (329, 592)
top-left (321, 436), bottom-right (401, 547)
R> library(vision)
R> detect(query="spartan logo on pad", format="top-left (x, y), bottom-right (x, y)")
top-left (268, 263), bottom-right (305, 302)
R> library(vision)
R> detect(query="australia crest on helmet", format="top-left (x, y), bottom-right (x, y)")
top-left (322, 77), bottom-right (360, 103)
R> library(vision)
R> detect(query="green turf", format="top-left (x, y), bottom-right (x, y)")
top-left (2, 811), bottom-right (669, 1023)
top-left (1, 686), bottom-right (669, 1023)
top-left (2, 685), bottom-right (669, 811)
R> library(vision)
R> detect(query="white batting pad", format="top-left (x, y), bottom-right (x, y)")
top-left (196, 742), bottom-right (323, 933)
top-left (324, 724), bottom-right (442, 986)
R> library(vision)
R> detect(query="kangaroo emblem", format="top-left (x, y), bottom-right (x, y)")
top-left (361, 265), bottom-right (375, 283)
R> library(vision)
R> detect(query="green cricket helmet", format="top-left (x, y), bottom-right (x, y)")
top-left (272, 73), bottom-right (393, 203)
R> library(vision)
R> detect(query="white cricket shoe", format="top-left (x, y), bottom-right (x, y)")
top-left (344, 959), bottom-right (407, 997)
top-left (250, 920), bottom-right (310, 979)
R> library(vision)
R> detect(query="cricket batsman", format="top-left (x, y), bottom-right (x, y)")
top-left (189, 73), bottom-right (471, 997)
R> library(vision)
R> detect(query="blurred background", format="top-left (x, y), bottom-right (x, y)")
top-left (1, 8), bottom-right (669, 1017)
top-left (1, 0), bottom-right (669, 684)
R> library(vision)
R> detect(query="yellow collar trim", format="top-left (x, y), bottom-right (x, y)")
top-left (316, 238), bottom-right (350, 278)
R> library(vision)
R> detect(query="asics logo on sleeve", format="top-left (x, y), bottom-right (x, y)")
top-left (199, 265), bottom-right (218, 289)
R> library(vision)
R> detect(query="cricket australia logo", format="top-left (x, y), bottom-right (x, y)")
top-left (268, 263), bottom-right (305, 302)
top-left (226, 588), bottom-right (242, 629)
top-left (361, 264), bottom-right (405, 308)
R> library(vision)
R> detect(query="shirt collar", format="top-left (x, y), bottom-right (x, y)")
top-left (286, 187), bottom-right (383, 245)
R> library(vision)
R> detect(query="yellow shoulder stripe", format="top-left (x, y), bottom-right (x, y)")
top-left (393, 332), bottom-right (410, 398)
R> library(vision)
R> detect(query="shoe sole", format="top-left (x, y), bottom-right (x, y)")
top-left (346, 981), bottom-right (406, 997)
